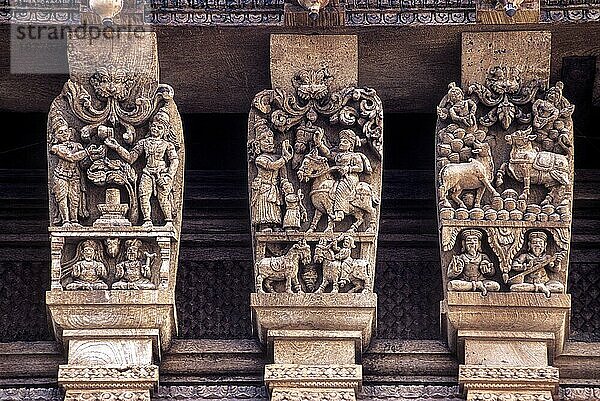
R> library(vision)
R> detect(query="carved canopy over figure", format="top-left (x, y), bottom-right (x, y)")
top-left (104, 110), bottom-right (179, 228)
top-left (508, 231), bottom-right (565, 297)
top-left (447, 229), bottom-right (500, 295)
top-left (250, 119), bottom-right (294, 232)
top-left (65, 240), bottom-right (109, 290)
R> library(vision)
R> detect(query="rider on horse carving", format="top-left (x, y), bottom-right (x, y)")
top-left (313, 128), bottom-right (373, 223)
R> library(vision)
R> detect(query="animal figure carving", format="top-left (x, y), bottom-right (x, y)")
top-left (313, 237), bottom-right (371, 293)
top-left (255, 240), bottom-right (311, 293)
top-left (497, 126), bottom-right (570, 205)
top-left (439, 140), bottom-right (500, 208)
top-left (297, 149), bottom-right (379, 232)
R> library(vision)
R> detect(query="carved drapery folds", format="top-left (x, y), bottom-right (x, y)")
top-left (436, 31), bottom-right (572, 401)
top-left (45, 32), bottom-right (184, 401)
top-left (249, 34), bottom-right (380, 401)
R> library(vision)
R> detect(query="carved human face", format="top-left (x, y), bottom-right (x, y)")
top-left (82, 245), bottom-right (95, 261)
top-left (55, 125), bottom-right (71, 143)
top-left (126, 245), bottom-right (139, 261)
top-left (448, 89), bottom-right (463, 104)
top-left (105, 238), bottom-right (120, 258)
top-left (546, 90), bottom-right (559, 104)
top-left (282, 181), bottom-right (294, 195)
top-left (464, 235), bottom-right (480, 256)
top-left (339, 138), bottom-right (352, 152)
top-left (259, 133), bottom-right (275, 153)
top-left (530, 238), bottom-right (546, 257)
top-left (150, 121), bottom-right (166, 138)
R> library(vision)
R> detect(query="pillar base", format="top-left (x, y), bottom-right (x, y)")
top-left (252, 294), bottom-right (376, 401)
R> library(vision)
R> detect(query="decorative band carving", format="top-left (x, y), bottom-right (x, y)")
top-left (459, 366), bottom-right (559, 381)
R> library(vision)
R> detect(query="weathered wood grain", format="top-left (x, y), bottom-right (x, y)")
top-left (2, 25), bottom-right (600, 113)
top-left (0, 338), bottom-right (599, 386)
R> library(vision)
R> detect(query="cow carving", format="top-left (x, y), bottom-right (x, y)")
top-left (439, 140), bottom-right (500, 209)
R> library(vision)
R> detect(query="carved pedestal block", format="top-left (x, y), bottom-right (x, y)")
top-left (252, 294), bottom-right (376, 400)
top-left (45, 31), bottom-right (184, 400)
top-left (444, 292), bottom-right (569, 399)
top-left (247, 34), bottom-right (382, 400)
top-left (436, 31), bottom-right (574, 399)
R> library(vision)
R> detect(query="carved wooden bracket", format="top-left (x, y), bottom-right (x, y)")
top-left (435, 31), bottom-right (574, 400)
top-left (45, 32), bottom-right (184, 400)
top-left (248, 34), bottom-right (381, 401)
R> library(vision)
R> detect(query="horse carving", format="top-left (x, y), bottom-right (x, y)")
top-left (255, 240), bottom-right (311, 293)
top-left (297, 148), bottom-right (379, 232)
top-left (313, 237), bottom-right (371, 293)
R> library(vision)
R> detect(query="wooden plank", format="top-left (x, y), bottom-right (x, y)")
top-left (2, 25), bottom-right (600, 113)
top-left (1, 339), bottom-right (599, 386)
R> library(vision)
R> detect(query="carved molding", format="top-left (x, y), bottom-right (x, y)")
top-left (153, 385), bottom-right (268, 400)
top-left (470, 393), bottom-right (553, 401)
top-left (4, 1), bottom-right (600, 25)
top-left (265, 365), bottom-right (360, 380)
top-left (459, 366), bottom-right (559, 381)
top-left (64, 390), bottom-right (150, 401)
top-left (560, 387), bottom-right (600, 400)
top-left (360, 385), bottom-right (461, 399)
top-left (59, 365), bottom-right (159, 381)
top-left (271, 389), bottom-right (355, 401)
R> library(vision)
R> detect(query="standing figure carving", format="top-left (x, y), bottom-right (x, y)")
top-left (447, 229), bottom-right (499, 295)
top-left (104, 110), bottom-right (179, 228)
top-left (250, 120), bottom-right (294, 232)
top-left (508, 231), bottom-right (565, 297)
top-left (49, 113), bottom-right (93, 226)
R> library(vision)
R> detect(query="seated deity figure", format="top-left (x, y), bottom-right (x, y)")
top-left (447, 229), bottom-right (500, 295)
top-left (314, 128), bottom-right (372, 223)
top-left (105, 110), bottom-right (179, 228)
top-left (112, 239), bottom-right (155, 290)
top-left (65, 240), bottom-right (109, 290)
top-left (49, 114), bottom-right (93, 226)
top-left (509, 231), bottom-right (565, 297)
top-left (250, 119), bottom-right (293, 232)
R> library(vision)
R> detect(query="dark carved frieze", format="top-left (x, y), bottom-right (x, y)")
top-left (2, 0), bottom-right (600, 24)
